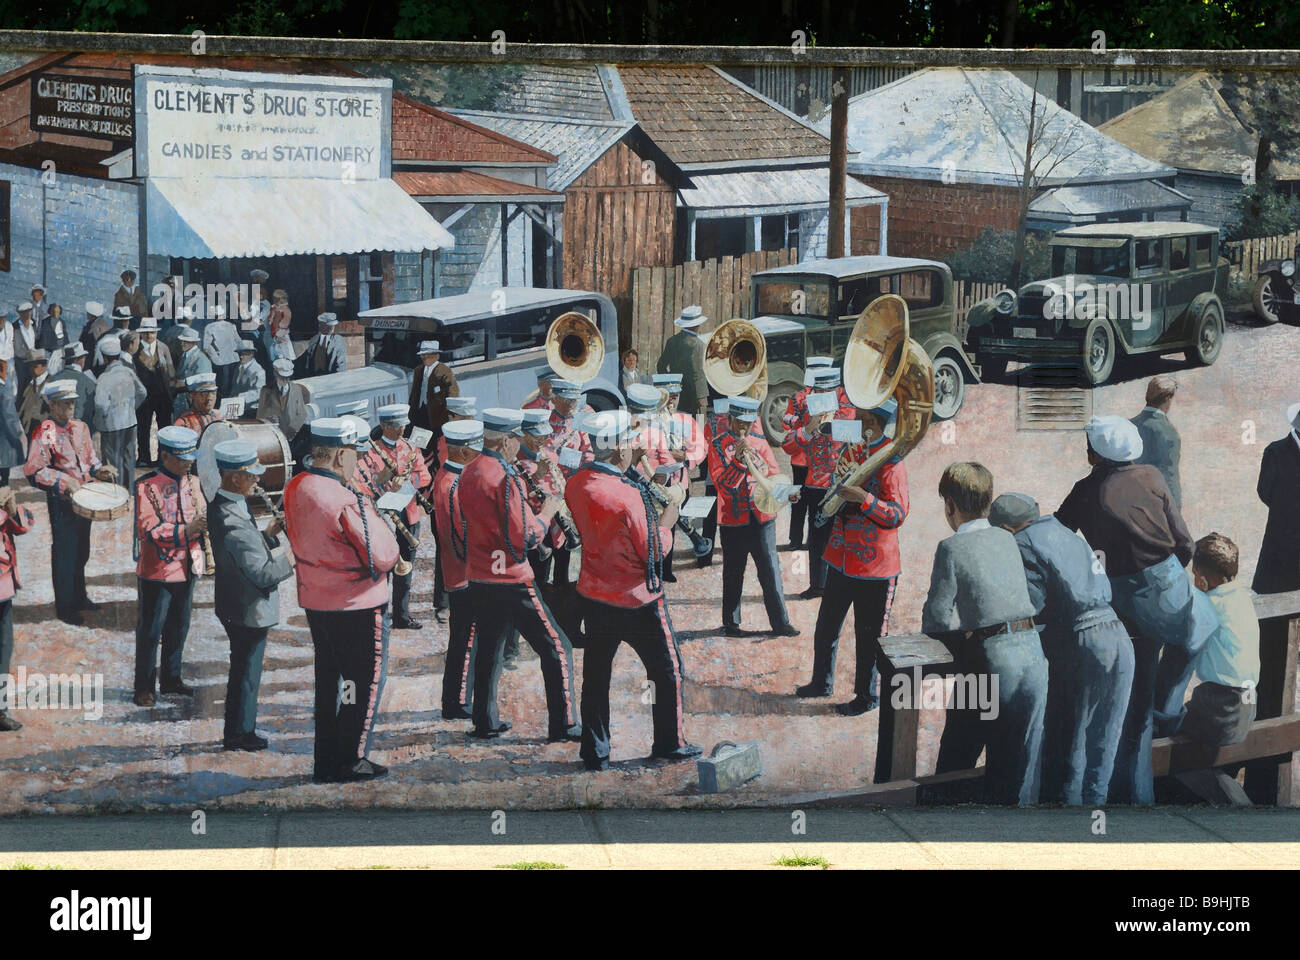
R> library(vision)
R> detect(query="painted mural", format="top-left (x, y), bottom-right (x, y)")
top-left (0, 46), bottom-right (1298, 812)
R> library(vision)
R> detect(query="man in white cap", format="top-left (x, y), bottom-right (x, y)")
top-left (48, 344), bottom-right (97, 427)
top-left (93, 336), bottom-right (147, 486)
top-left (232, 339), bottom-right (266, 416)
top-left (459, 408), bottom-right (581, 742)
top-left (656, 305), bottom-right (709, 416)
top-left (295, 313), bottom-right (346, 378)
top-left (12, 302), bottom-right (40, 392)
top-left (161, 304), bottom-right (198, 368)
top-left (79, 301), bottom-right (110, 358)
top-left (29, 283), bottom-right (49, 325)
top-left (407, 339), bottom-right (458, 458)
top-left (114, 268), bottom-right (147, 319)
top-left (172, 326), bottom-right (213, 419)
top-left (92, 307), bottom-right (132, 374)
top-left (1252, 402), bottom-right (1300, 596)
top-left (175, 372), bottom-right (222, 437)
top-left (24, 379), bottom-right (117, 624)
top-left (1057, 414), bottom-right (1214, 805)
top-left (134, 317), bottom-right (174, 467)
top-left (283, 416), bottom-right (399, 782)
top-left (17, 349), bottom-right (49, 438)
top-left (260, 358), bottom-right (309, 453)
top-left (565, 408), bottom-right (700, 770)
top-left (434, 419), bottom-right (483, 717)
top-left (202, 304), bottom-right (242, 400)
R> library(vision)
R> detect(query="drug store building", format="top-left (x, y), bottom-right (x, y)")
top-left (0, 55), bottom-right (452, 338)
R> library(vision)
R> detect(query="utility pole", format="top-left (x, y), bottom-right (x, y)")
top-left (828, 67), bottom-right (848, 259)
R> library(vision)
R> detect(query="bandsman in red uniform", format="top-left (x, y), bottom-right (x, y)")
top-left (783, 366), bottom-right (856, 599)
top-left (132, 425), bottom-right (207, 707)
top-left (459, 408), bottom-right (581, 742)
top-left (428, 396), bottom-right (477, 623)
top-left (544, 380), bottom-right (593, 590)
top-left (435, 395), bottom-right (477, 472)
top-left (434, 420), bottom-right (483, 720)
top-left (796, 401), bottom-right (909, 724)
top-left (699, 395), bottom-right (764, 567)
top-left (361, 403), bottom-right (433, 630)
top-left (652, 372), bottom-right (707, 581)
top-left (0, 484), bottom-right (34, 732)
top-left (284, 417), bottom-right (400, 783)
top-left (517, 408), bottom-right (566, 584)
top-left (708, 395), bottom-right (800, 638)
top-left (522, 367), bottom-right (556, 411)
top-left (23, 380), bottom-right (117, 625)
top-left (174, 372), bottom-right (222, 437)
top-left (566, 409), bottom-right (700, 771)
top-left (626, 382), bottom-right (678, 579)
top-left (781, 357), bottom-right (833, 550)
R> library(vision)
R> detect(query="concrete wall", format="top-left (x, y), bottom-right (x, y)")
top-left (0, 163), bottom-right (140, 339)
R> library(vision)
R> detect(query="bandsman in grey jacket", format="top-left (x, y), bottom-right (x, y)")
top-left (208, 440), bottom-right (295, 751)
top-left (231, 340), bottom-right (266, 416)
top-left (93, 338), bottom-right (147, 486)
top-left (922, 461), bottom-right (1049, 806)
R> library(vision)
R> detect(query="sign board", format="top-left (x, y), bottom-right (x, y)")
top-left (31, 72), bottom-right (134, 141)
top-left (134, 65), bottom-right (391, 180)
top-left (219, 397), bottom-right (245, 419)
top-left (831, 419), bottom-right (863, 443)
top-left (408, 426), bottom-right (433, 450)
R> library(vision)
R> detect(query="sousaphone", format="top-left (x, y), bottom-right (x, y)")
top-left (704, 318), bottom-right (768, 401)
top-left (546, 310), bottom-right (605, 385)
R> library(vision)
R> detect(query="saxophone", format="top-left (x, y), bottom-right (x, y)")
top-left (373, 439), bottom-right (435, 516)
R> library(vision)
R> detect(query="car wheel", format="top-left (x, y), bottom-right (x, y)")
top-left (762, 381), bottom-right (800, 438)
top-left (1081, 318), bottom-right (1116, 385)
top-left (1253, 275), bottom-right (1283, 325)
top-left (930, 355), bottom-right (965, 420)
top-left (1188, 301), bottom-right (1224, 366)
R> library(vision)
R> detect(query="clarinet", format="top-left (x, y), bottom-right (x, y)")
top-left (188, 475), bottom-right (216, 576)
top-left (374, 440), bottom-right (435, 516)
top-left (518, 455), bottom-right (582, 548)
top-left (627, 470), bottom-right (713, 558)
top-left (251, 482), bottom-right (286, 529)
top-left (353, 469), bottom-right (420, 552)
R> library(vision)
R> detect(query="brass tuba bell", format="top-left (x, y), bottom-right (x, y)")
top-left (546, 310), bottom-right (605, 385)
top-left (842, 293), bottom-right (910, 411)
top-left (704, 318), bottom-right (768, 401)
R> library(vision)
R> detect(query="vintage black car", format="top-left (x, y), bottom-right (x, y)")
top-left (1252, 250), bottom-right (1300, 324)
top-left (966, 223), bottom-right (1229, 385)
top-left (748, 256), bottom-right (979, 433)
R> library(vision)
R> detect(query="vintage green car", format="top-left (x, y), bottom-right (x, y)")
top-left (748, 256), bottom-right (980, 434)
top-left (965, 223), bottom-right (1229, 385)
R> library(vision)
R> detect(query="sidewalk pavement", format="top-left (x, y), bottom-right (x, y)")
top-left (3, 808), bottom-right (1299, 869)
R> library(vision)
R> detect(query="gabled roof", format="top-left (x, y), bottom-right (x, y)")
top-left (448, 111), bottom-right (636, 191)
top-left (391, 94), bottom-right (555, 166)
top-left (617, 64), bottom-right (832, 167)
top-left (1098, 73), bottom-right (1255, 178)
top-left (825, 67), bottom-right (1175, 187)
top-left (393, 170), bottom-right (562, 203)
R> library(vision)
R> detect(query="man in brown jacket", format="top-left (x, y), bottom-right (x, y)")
top-left (408, 340), bottom-right (459, 455)
top-left (113, 269), bottom-right (148, 319)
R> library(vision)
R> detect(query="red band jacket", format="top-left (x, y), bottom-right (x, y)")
top-left (821, 438), bottom-right (909, 580)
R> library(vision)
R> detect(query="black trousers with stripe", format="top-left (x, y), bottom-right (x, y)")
top-left (305, 606), bottom-right (388, 778)
top-left (809, 568), bottom-right (895, 696)
top-left (440, 587), bottom-right (476, 713)
top-left (469, 580), bottom-right (578, 738)
top-left (579, 595), bottom-right (688, 764)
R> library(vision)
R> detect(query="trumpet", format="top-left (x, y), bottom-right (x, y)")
top-left (373, 439), bottom-right (435, 516)
top-left (351, 471), bottom-right (416, 577)
top-left (735, 435), bottom-right (799, 516)
top-left (627, 465), bottom-right (712, 558)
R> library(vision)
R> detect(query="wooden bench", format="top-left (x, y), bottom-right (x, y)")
top-left (867, 588), bottom-right (1300, 805)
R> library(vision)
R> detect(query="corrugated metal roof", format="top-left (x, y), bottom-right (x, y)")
top-left (448, 110), bottom-right (634, 191)
top-left (756, 255), bottom-right (949, 279)
top-left (1030, 179), bottom-right (1192, 219)
top-left (824, 67), bottom-right (1176, 186)
top-left (679, 167), bottom-right (885, 217)
top-left (360, 287), bottom-right (608, 324)
top-left (146, 177), bottom-right (454, 258)
top-left (393, 170), bottom-right (562, 202)
top-left (1055, 220), bottom-right (1216, 238)
top-left (1097, 73), bottom-right (1256, 178)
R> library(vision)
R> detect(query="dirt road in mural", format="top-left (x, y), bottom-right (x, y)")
top-left (0, 313), bottom-right (1293, 813)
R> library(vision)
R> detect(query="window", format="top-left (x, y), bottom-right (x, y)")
top-left (760, 213), bottom-right (800, 253)
top-left (837, 275), bottom-right (891, 319)
top-left (0, 182), bottom-right (8, 272)
top-left (367, 325), bottom-right (485, 368)
top-left (753, 278), bottom-right (832, 320)
top-left (1193, 235), bottom-right (1213, 268)
top-left (1051, 244), bottom-right (1131, 279)
top-left (1134, 239), bottom-right (1163, 274)
top-left (493, 306), bottom-right (552, 357)
top-left (1169, 237), bottom-right (1189, 271)
top-left (896, 270), bottom-right (943, 309)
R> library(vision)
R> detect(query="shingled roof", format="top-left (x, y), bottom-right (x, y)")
top-left (391, 94), bottom-right (555, 166)
top-left (449, 111), bottom-right (635, 191)
top-left (616, 65), bottom-right (832, 167)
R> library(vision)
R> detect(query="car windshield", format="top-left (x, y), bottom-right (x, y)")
top-left (1051, 243), bottom-right (1131, 279)
top-left (753, 278), bottom-right (832, 320)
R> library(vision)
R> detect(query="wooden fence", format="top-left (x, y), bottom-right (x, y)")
top-left (1223, 231), bottom-right (1300, 280)
top-left (630, 249), bottom-right (797, 376)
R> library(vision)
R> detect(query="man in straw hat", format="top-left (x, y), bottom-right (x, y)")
top-left (656, 305), bottom-right (709, 416)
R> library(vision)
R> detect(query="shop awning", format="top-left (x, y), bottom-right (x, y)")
top-left (677, 167), bottom-right (886, 219)
top-left (145, 177), bottom-right (455, 259)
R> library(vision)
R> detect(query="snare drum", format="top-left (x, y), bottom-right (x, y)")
top-left (71, 482), bottom-right (131, 521)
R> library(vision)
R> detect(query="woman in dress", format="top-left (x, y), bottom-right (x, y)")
top-left (269, 289), bottom-right (293, 361)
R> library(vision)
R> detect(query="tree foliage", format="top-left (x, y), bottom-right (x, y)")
top-left (946, 227), bottom-right (1051, 285)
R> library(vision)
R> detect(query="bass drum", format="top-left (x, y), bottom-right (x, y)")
top-left (196, 419), bottom-right (294, 502)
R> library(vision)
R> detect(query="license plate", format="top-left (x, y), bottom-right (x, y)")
top-left (1013, 326), bottom-right (1037, 339)
top-left (368, 316), bottom-right (409, 330)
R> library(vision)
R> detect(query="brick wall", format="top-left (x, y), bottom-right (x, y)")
top-left (853, 174), bottom-right (1020, 259)
top-left (850, 203), bottom-right (883, 255)
top-left (0, 163), bottom-right (140, 340)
